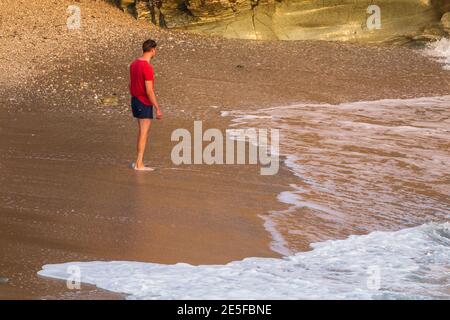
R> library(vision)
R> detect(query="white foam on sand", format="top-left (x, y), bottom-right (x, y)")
top-left (424, 38), bottom-right (450, 70)
top-left (38, 222), bottom-right (450, 300)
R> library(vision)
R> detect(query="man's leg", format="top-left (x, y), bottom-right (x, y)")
top-left (135, 118), bottom-right (152, 169)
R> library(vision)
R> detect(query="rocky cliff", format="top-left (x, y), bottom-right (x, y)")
top-left (117, 0), bottom-right (450, 42)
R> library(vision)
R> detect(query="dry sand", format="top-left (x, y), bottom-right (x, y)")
top-left (0, 0), bottom-right (449, 299)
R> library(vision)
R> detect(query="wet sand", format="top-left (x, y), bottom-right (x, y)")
top-left (0, 110), bottom-right (294, 299)
top-left (1, 0), bottom-right (449, 299)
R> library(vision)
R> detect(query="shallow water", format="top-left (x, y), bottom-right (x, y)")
top-left (425, 38), bottom-right (450, 70)
top-left (227, 96), bottom-right (450, 254)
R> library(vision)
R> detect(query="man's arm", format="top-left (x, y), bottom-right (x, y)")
top-left (145, 80), bottom-right (162, 119)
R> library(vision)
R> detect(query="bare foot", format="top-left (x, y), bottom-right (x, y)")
top-left (131, 162), bottom-right (155, 171)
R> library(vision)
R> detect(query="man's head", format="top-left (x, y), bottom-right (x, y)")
top-left (142, 39), bottom-right (157, 58)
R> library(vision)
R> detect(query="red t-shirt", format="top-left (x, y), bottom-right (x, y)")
top-left (129, 59), bottom-right (154, 106)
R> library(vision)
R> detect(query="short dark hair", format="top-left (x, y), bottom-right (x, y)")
top-left (143, 39), bottom-right (157, 52)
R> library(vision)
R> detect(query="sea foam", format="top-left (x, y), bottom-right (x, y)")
top-left (424, 38), bottom-right (450, 70)
top-left (38, 222), bottom-right (450, 300)
top-left (226, 95), bottom-right (450, 255)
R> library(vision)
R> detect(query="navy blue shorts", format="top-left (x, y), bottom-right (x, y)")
top-left (131, 97), bottom-right (153, 119)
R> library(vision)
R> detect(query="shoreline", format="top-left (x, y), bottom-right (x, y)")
top-left (1, 0), bottom-right (449, 299)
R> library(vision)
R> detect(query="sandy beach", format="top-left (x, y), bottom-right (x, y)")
top-left (1, 0), bottom-right (449, 299)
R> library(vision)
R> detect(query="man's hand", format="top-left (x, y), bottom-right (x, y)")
top-left (155, 107), bottom-right (163, 120)
top-left (145, 80), bottom-right (162, 119)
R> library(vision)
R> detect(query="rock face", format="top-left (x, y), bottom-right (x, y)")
top-left (120, 0), bottom-right (450, 42)
top-left (442, 12), bottom-right (450, 32)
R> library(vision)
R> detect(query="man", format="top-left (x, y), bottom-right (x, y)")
top-left (129, 39), bottom-right (162, 171)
